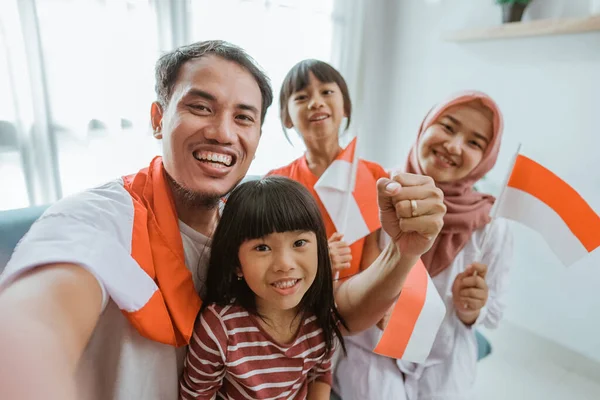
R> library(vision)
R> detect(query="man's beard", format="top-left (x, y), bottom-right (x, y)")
top-left (165, 172), bottom-right (225, 210)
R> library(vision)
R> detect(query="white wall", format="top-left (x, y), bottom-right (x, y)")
top-left (360, 0), bottom-right (600, 362)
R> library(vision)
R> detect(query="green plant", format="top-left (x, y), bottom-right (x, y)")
top-left (496, 0), bottom-right (532, 23)
top-left (495, 0), bottom-right (531, 4)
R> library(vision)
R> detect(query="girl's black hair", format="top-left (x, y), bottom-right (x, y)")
top-left (279, 59), bottom-right (352, 143)
top-left (204, 176), bottom-right (346, 355)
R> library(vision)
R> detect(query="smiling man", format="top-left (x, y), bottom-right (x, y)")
top-left (0, 40), bottom-right (446, 400)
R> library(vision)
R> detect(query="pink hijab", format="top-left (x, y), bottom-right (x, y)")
top-left (405, 91), bottom-right (504, 277)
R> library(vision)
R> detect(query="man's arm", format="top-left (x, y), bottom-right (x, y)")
top-left (0, 263), bottom-right (103, 400)
top-left (335, 173), bottom-right (445, 334)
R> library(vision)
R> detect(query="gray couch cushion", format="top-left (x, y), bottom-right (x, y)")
top-left (0, 205), bottom-right (48, 274)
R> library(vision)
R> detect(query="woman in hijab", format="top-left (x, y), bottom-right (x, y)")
top-left (334, 91), bottom-right (513, 400)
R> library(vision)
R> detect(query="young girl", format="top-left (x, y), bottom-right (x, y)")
top-left (267, 60), bottom-right (388, 281)
top-left (334, 91), bottom-right (513, 400)
top-left (179, 176), bottom-right (347, 400)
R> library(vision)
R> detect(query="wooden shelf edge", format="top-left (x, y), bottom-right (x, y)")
top-left (443, 15), bottom-right (600, 42)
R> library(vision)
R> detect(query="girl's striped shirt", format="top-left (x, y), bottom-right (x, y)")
top-left (180, 303), bottom-right (333, 400)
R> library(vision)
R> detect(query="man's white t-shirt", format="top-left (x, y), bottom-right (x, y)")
top-left (0, 179), bottom-right (211, 400)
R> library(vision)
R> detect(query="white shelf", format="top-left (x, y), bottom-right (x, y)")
top-left (443, 15), bottom-right (600, 42)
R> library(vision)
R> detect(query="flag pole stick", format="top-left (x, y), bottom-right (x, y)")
top-left (478, 142), bottom-right (522, 258)
top-left (336, 133), bottom-right (360, 280)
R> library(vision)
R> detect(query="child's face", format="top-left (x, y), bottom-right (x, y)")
top-left (285, 72), bottom-right (346, 142)
top-left (238, 230), bottom-right (318, 315)
top-left (417, 104), bottom-right (493, 183)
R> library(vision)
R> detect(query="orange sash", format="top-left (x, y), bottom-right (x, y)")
top-left (122, 156), bottom-right (201, 347)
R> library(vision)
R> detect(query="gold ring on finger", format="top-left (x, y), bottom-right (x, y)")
top-left (410, 199), bottom-right (418, 217)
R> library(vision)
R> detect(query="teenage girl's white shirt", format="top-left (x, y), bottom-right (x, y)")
top-left (334, 219), bottom-right (513, 400)
top-left (0, 179), bottom-right (211, 400)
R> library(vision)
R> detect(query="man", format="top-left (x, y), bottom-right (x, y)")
top-left (0, 40), bottom-right (445, 400)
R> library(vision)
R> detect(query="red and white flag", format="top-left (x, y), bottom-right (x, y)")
top-left (314, 138), bottom-right (380, 245)
top-left (374, 259), bottom-right (446, 363)
top-left (495, 153), bottom-right (600, 266)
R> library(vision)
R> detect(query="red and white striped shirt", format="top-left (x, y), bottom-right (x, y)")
top-left (180, 303), bottom-right (333, 400)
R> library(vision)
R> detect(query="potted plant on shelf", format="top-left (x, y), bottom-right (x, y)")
top-left (495, 0), bottom-right (532, 23)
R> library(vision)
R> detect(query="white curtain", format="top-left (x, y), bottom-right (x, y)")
top-left (330, 0), bottom-right (404, 167)
top-left (330, 0), bottom-right (367, 148)
top-left (0, 0), bottom-right (166, 210)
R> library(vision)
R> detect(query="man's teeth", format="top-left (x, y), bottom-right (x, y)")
top-left (194, 151), bottom-right (232, 166)
top-left (272, 279), bottom-right (298, 289)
